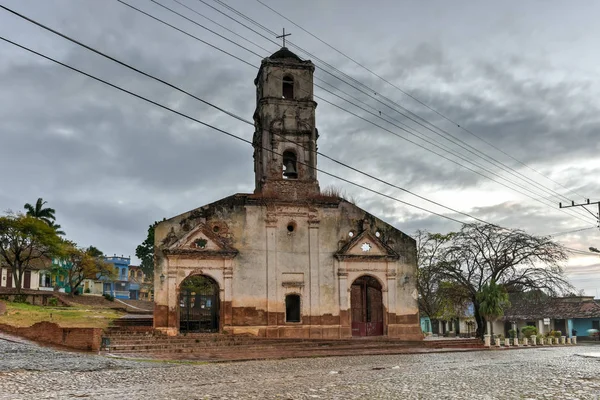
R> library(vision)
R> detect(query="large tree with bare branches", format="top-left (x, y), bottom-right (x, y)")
top-left (417, 224), bottom-right (572, 338)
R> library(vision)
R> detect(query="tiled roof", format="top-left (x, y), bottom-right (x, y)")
top-left (503, 296), bottom-right (600, 320)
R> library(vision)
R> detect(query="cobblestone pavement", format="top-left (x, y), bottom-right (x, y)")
top-left (1, 338), bottom-right (600, 399)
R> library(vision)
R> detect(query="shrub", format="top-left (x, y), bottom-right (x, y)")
top-left (536, 334), bottom-right (545, 343)
top-left (553, 330), bottom-right (562, 338)
top-left (521, 325), bottom-right (538, 337)
top-left (84, 288), bottom-right (91, 294)
top-left (508, 329), bottom-right (517, 339)
top-left (103, 293), bottom-right (115, 302)
top-left (48, 297), bottom-right (58, 307)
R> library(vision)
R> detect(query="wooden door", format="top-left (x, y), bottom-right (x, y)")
top-left (24, 270), bottom-right (31, 289)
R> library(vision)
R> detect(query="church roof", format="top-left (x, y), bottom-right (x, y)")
top-left (269, 47), bottom-right (302, 62)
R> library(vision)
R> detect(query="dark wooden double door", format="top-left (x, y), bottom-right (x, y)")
top-left (351, 276), bottom-right (384, 337)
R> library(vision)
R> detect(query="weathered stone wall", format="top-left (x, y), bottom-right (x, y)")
top-left (154, 194), bottom-right (420, 340)
top-left (0, 321), bottom-right (103, 351)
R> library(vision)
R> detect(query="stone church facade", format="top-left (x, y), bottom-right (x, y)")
top-left (153, 47), bottom-right (421, 340)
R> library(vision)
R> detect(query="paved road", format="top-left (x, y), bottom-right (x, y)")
top-left (1, 337), bottom-right (600, 399)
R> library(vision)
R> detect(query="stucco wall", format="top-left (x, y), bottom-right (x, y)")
top-left (154, 195), bottom-right (420, 340)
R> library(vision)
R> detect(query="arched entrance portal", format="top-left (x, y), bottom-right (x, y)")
top-left (179, 275), bottom-right (220, 333)
top-left (351, 276), bottom-right (384, 337)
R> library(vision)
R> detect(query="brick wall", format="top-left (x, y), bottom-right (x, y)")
top-left (0, 321), bottom-right (102, 351)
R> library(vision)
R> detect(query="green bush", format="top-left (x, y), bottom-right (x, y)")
top-left (84, 288), bottom-right (91, 294)
top-left (553, 330), bottom-right (562, 338)
top-left (521, 325), bottom-right (538, 337)
top-left (48, 297), bottom-right (58, 307)
top-left (103, 293), bottom-right (115, 302)
top-left (536, 334), bottom-right (545, 343)
top-left (508, 329), bottom-right (517, 338)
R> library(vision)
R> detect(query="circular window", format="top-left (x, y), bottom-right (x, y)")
top-left (213, 225), bottom-right (220, 233)
top-left (348, 231), bottom-right (355, 238)
top-left (287, 222), bottom-right (296, 233)
top-left (375, 231), bottom-right (381, 238)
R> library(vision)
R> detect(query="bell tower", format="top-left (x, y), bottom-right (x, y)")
top-left (252, 47), bottom-right (320, 199)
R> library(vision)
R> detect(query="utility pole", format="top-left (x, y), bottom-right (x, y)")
top-left (559, 199), bottom-right (600, 230)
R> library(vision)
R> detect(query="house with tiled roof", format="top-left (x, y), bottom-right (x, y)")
top-left (491, 295), bottom-right (600, 340)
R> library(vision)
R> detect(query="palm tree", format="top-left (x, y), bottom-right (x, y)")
top-left (24, 198), bottom-right (57, 225)
top-left (477, 280), bottom-right (510, 338)
top-left (48, 221), bottom-right (66, 236)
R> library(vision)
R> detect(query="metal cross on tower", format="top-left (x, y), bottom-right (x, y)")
top-left (276, 28), bottom-right (291, 47)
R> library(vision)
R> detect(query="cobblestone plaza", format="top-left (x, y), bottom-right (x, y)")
top-left (1, 338), bottom-right (600, 399)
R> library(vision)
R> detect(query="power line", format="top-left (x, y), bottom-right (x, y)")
top-left (0, 35), bottom-right (473, 226)
top-left (187, 0), bottom-right (596, 224)
top-left (546, 226), bottom-right (597, 237)
top-left (253, 0), bottom-right (588, 202)
top-left (132, 0), bottom-right (596, 225)
top-left (1, 4), bottom-right (591, 230)
top-left (0, 4), bottom-right (497, 227)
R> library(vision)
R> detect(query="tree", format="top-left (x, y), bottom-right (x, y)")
top-left (0, 213), bottom-right (63, 293)
top-left (432, 223), bottom-right (572, 338)
top-left (62, 243), bottom-right (113, 296)
top-left (477, 280), bottom-right (510, 337)
top-left (24, 198), bottom-right (65, 236)
top-left (136, 222), bottom-right (158, 279)
top-left (24, 198), bottom-right (56, 225)
top-left (415, 230), bottom-right (454, 320)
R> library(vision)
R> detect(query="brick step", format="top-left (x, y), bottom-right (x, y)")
top-left (105, 339), bottom-right (422, 351)
top-left (105, 342), bottom-right (425, 354)
top-left (105, 345), bottom-right (474, 361)
top-left (105, 340), bottom-right (424, 351)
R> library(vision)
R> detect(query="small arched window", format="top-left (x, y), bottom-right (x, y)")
top-left (282, 150), bottom-right (298, 179)
top-left (282, 75), bottom-right (294, 99)
top-left (285, 294), bottom-right (301, 322)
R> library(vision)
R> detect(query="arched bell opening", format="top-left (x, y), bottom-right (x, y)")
top-left (282, 75), bottom-right (294, 99)
top-left (350, 275), bottom-right (384, 337)
top-left (179, 275), bottom-right (220, 334)
top-left (282, 150), bottom-right (298, 179)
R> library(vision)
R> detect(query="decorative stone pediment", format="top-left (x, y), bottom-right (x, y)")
top-left (163, 224), bottom-right (238, 259)
top-left (335, 230), bottom-right (399, 261)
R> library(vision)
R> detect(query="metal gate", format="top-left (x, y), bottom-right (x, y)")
top-left (179, 275), bottom-right (220, 333)
top-left (351, 276), bottom-right (384, 337)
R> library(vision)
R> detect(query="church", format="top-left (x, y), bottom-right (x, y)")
top-left (153, 46), bottom-right (422, 340)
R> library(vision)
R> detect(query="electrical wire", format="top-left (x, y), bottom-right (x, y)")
top-left (0, 4), bottom-right (500, 227)
top-left (253, 0), bottom-right (589, 202)
top-left (182, 0), bottom-right (596, 224)
top-left (112, 0), bottom-right (596, 225)
top-left (0, 35), bottom-right (472, 226)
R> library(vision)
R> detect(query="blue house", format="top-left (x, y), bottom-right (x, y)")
top-left (102, 255), bottom-right (131, 299)
top-left (498, 295), bottom-right (600, 339)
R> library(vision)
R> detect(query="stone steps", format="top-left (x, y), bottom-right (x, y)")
top-left (100, 330), bottom-right (485, 359)
top-left (106, 340), bottom-right (422, 353)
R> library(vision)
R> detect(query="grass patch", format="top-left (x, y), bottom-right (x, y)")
top-left (0, 302), bottom-right (125, 329)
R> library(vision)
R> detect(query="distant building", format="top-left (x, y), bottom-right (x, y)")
top-left (101, 255), bottom-right (131, 299)
top-left (128, 265), bottom-right (153, 300)
top-left (0, 264), bottom-right (41, 291)
top-left (494, 295), bottom-right (600, 339)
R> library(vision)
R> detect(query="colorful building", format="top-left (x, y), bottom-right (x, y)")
top-left (101, 255), bottom-right (131, 299)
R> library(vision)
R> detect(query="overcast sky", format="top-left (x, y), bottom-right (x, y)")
top-left (1, 0), bottom-right (599, 296)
